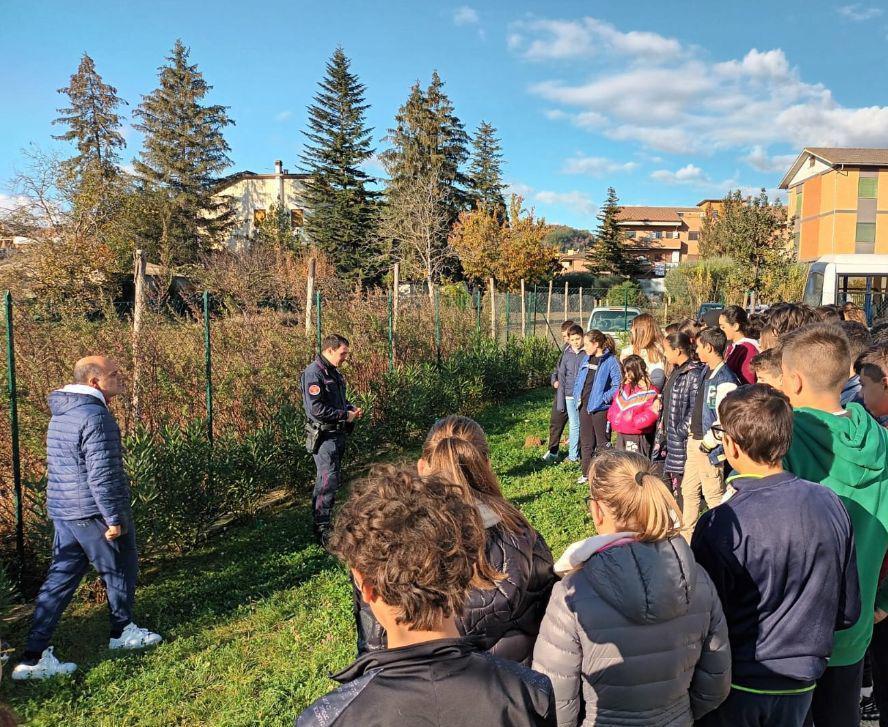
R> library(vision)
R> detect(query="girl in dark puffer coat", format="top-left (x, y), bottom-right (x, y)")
top-left (655, 332), bottom-right (704, 496)
top-left (355, 415), bottom-right (557, 666)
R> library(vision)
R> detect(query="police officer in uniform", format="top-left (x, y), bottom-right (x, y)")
top-left (302, 334), bottom-right (362, 543)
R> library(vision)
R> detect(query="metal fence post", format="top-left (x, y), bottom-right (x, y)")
top-left (202, 292), bottom-right (213, 448)
top-left (533, 284), bottom-right (538, 337)
top-left (505, 292), bottom-right (511, 341)
top-left (4, 292), bottom-right (23, 576)
top-left (623, 287), bottom-right (629, 331)
top-left (387, 291), bottom-right (394, 372)
top-left (315, 290), bottom-right (322, 353)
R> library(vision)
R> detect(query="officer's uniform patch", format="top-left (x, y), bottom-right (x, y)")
top-left (308, 384), bottom-right (321, 396)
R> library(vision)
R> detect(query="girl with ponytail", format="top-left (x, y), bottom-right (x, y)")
top-left (533, 450), bottom-right (730, 726)
top-left (355, 415), bottom-right (557, 666)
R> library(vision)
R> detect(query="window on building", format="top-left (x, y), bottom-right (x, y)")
top-left (625, 230), bottom-right (636, 239)
top-left (253, 209), bottom-right (267, 225)
top-left (859, 177), bottom-right (878, 199)
top-left (652, 231), bottom-right (662, 239)
top-left (672, 231), bottom-right (681, 239)
top-left (688, 231), bottom-right (699, 241)
top-left (808, 155), bottom-right (816, 168)
top-left (290, 209), bottom-right (304, 227)
top-left (857, 222), bottom-right (877, 243)
top-left (796, 190), bottom-right (803, 216)
top-left (792, 231), bottom-right (801, 254)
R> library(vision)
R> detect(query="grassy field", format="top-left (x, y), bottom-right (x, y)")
top-left (0, 388), bottom-right (592, 726)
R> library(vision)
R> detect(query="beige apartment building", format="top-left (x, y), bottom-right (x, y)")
top-left (214, 160), bottom-right (309, 250)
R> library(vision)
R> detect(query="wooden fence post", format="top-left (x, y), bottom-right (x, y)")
top-left (547, 280), bottom-right (553, 326)
top-left (305, 257), bottom-right (316, 336)
top-left (131, 249), bottom-right (147, 425)
top-left (489, 277), bottom-right (496, 339)
top-left (563, 280), bottom-right (569, 322)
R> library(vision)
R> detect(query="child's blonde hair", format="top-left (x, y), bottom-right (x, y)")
top-left (588, 450), bottom-right (682, 542)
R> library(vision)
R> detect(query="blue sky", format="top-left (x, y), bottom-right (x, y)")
top-left (2, 0), bottom-right (888, 229)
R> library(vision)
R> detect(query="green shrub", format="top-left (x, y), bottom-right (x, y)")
top-left (605, 280), bottom-right (648, 308)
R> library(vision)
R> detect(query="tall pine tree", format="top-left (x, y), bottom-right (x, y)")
top-left (133, 40), bottom-right (234, 265)
top-left (467, 120), bottom-right (506, 219)
top-left (300, 48), bottom-right (379, 285)
top-left (589, 187), bottom-right (638, 277)
top-left (381, 72), bottom-right (470, 282)
top-left (53, 52), bottom-right (127, 181)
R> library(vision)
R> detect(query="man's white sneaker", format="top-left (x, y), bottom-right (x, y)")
top-left (577, 475), bottom-right (588, 484)
top-left (11, 647), bottom-right (76, 680)
top-left (541, 451), bottom-right (559, 463)
top-left (109, 623), bottom-right (163, 650)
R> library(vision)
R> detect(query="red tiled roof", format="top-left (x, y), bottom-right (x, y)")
top-left (616, 206), bottom-right (698, 223)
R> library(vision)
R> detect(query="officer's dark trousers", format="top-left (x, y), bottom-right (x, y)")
top-left (27, 515), bottom-right (138, 653)
top-left (312, 433), bottom-right (346, 532)
top-left (802, 658), bottom-right (864, 727)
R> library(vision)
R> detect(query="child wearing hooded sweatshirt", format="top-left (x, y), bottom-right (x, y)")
top-left (607, 355), bottom-right (660, 457)
top-left (533, 450), bottom-right (731, 727)
top-left (718, 305), bottom-right (759, 385)
top-left (781, 323), bottom-right (888, 727)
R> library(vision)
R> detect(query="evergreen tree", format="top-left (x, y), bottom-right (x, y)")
top-left (589, 187), bottom-right (638, 277)
top-left (133, 39), bottom-right (234, 265)
top-left (53, 52), bottom-right (127, 181)
top-left (381, 72), bottom-right (470, 281)
top-left (300, 47), bottom-right (380, 285)
top-left (467, 120), bottom-right (506, 219)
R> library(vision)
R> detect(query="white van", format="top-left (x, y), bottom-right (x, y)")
top-left (803, 254), bottom-right (888, 324)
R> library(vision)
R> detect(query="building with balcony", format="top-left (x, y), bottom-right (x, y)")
top-left (616, 205), bottom-right (704, 270)
top-left (779, 147), bottom-right (888, 261)
top-left (214, 160), bottom-right (309, 250)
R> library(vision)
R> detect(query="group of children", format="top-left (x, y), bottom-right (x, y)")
top-left (298, 301), bottom-right (888, 727)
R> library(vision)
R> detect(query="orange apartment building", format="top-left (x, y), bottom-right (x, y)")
top-left (779, 147), bottom-right (888, 261)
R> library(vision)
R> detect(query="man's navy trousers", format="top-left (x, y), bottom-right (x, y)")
top-left (312, 434), bottom-right (346, 530)
top-left (26, 515), bottom-right (138, 653)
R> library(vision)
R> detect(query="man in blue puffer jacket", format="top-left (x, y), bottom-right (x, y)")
top-left (12, 356), bottom-right (162, 681)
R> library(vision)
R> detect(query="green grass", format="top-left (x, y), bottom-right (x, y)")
top-left (1, 388), bottom-right (594, 726)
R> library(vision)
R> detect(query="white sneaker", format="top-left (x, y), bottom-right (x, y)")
top-left (11, 647), bottom-right (76, 680)
top-left (109, 623), bottom-right (163, 650)
top-left (577, 476), bottom-right (588, 484)
top-left (541, 451), bottom-right (559, 463)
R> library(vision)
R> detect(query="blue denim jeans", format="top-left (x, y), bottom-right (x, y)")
top-left (27, 515), bottom-right (138, 652)
top-left (565, 397), bottom-right (580, 461)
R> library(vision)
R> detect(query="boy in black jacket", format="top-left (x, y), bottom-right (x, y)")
top-left (296, 464), bottom-right (556, 727)
top-left (692, 385), bottom-right (860, 727)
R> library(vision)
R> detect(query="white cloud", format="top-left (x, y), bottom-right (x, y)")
top-left (743, 145), bottom-right (798, 173)
top-left (509, 17), bottom-right (683, 62)
top-left (534, 190), bottom-right (597, 215)
top-left (0, 192), bottom-right (29, 212)
top-left (837, 4), bottom-right (883, 21)
top-left (508, 181), bottom-right (596, 216)
top-left (453, 6), bottom-right (479, 25)
top-left (274, 110), bottom-right (293, 122)
top-left (517, 19), bottom-right (888, 158)
top-left (562, 154), bottom-right (638, 176)
top-left (650, 164), bottom-right (707, 185)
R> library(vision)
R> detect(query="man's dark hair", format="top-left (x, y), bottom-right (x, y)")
top-left (815, 304), bottom-right (844, 322)
top-left (719, 384), bottom-right (793, 466)
top-left (560, 319), bottom-right (575, 333)
top-left (780, 323), bottom-right (850, 393)
top-left (840, 320), bottom-right (872, 362)
top-left (749, 347), bottom-right (782, 377)
top-left (697, 327), bottom-right (728, 357)
top-left (322, 333), bottom-right (350, 351)
top-left (766, 303), bottom-right (818, 339)
top-left (855, 343), bottom-right (888, 383)
top-left (567, 324), bottom-right (584, 337)
top-left (328, 464), bottom-right (499, 630)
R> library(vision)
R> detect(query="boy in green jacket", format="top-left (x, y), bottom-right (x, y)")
top-left (781, 323), bottom-right (888, 727)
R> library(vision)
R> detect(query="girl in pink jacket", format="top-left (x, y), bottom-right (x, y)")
top-left (607, 355), bottom-right (661, 457)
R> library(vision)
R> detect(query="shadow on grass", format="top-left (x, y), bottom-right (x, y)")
top-left (2, 501), bottom-right (336, 672)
